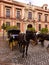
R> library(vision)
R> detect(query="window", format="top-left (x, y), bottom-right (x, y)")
top-left (17, 23), bottom-right (20, 29)
top-left (45, 14), bottom-right (47, 22)
top-left (39, 24), bottom-right (41, 31)
top-left (45, 7), bottom-right (47, 10)
top-left (45, 25), bottom-right (47, 28)
top-left (17, 10), bottom-right (20, 19)
top-left (6, 22), bottom-right (10, 26)
top-left (6, 8), bottom-right (10, 18)
top-left (28, 12), bottom-right (32, 19)
top-left (38, 14), bottom-right (41, 21)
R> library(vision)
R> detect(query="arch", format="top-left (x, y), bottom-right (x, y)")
top-left (27, 24), bottom-right (32, 28)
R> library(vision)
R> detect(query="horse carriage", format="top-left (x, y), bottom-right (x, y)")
top-left (7, 29), bottom-right (20, 50)
top-left (7, 24), bottom-right (38, 58)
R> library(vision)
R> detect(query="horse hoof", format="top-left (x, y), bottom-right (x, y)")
top-left (26, 53), bottom-right (28, 56)
top-left (22, 55), bottom-right (24, 58)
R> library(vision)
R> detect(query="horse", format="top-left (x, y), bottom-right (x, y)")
top-left (18, 30), bottom-right (38, 58)
top-left (37, 33), bottom-right (49, 47)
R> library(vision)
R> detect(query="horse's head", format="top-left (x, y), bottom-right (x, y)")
top-left (26, 30), bottom-right (35, 41)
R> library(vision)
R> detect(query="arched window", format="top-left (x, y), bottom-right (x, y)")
top-left (6, 22), bottom-right (10, 26)
top-left (28, 12), bottom-right (32, 19)
top-left (45, 24), bottom-right (47, 28)
top-left (39, 24), bottom-right (41, 31)
top-left (17, 23), bottom-right (20, 29)
top-left (45, 14), bottom-right (48, 22)
top-left (6, 8), bottom-right (10, 18)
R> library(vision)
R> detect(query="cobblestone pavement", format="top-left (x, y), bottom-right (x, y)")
top-left (0, 36), bottom-right (49, 65)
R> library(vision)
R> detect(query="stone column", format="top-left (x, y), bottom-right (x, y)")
top-left (21, 8), bottom-right (25, 19)
top-left (12, 5), bottom-right (15, 26)
top-left (0, 3), bottom-right (4, 32)
top-left (1, 3), bottom-right (4, 17)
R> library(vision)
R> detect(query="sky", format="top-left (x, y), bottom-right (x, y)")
top-left (14, 0), bottom-right (49, 8)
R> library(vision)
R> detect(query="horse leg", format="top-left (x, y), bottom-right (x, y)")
top-left (18, 41), bottom-right (22, 52)
top-left (20, 42), bottom-right (23, 52)
top-left (26, 42), bottom-right (29, 56)
top-left (41, 41), bottom-right (44, 47)
top-left (34, 37), bottom-right (38, 45)
top-left (22, 45), bottom-right (25, 58)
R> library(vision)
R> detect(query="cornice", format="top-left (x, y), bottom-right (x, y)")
top-left (35, 9), bottom-right (49, 13)
top-left (0, 0), bottom-right (24, 7)
top-left (0, 16), bottom-right (23, 21)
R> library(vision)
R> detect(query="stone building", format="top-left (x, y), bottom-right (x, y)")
top-left (0, 0), bottom-right (49, 33)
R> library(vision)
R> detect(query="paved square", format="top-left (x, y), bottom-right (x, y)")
top-left (0, 36), bottom-right (49, 65)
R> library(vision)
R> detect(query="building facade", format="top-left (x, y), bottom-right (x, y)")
top-left (0, 0), bottom-right (49, 33)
